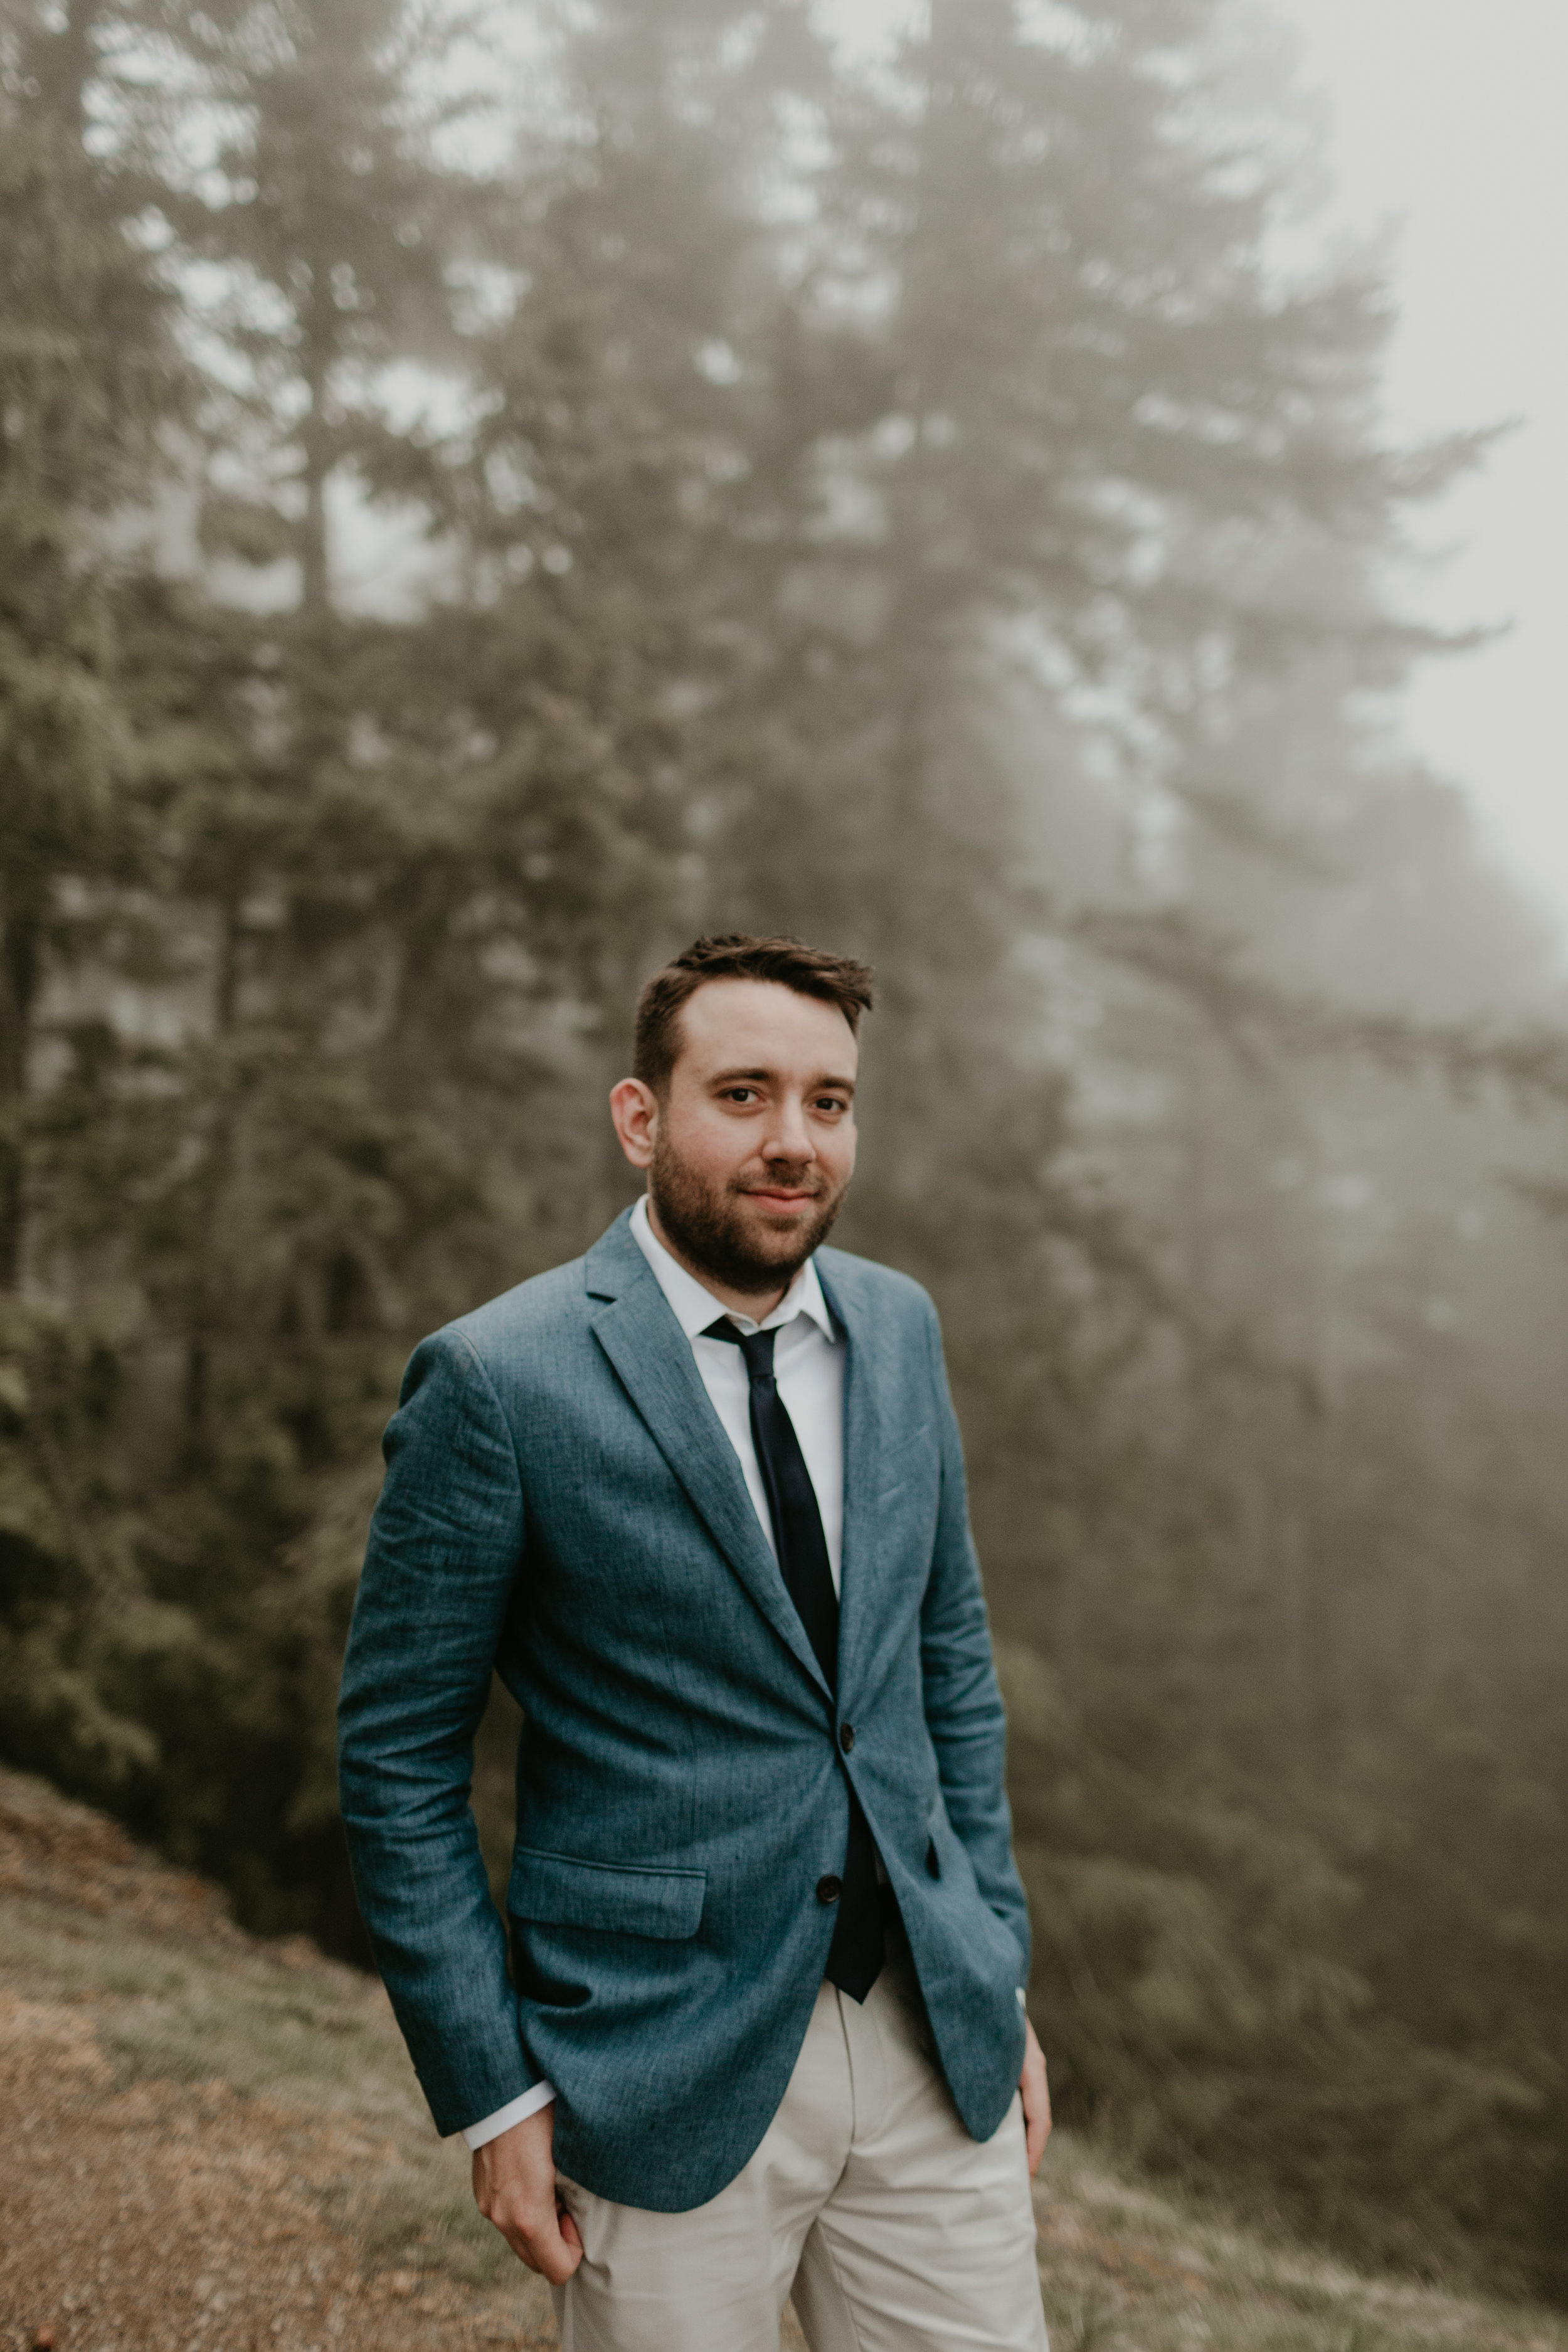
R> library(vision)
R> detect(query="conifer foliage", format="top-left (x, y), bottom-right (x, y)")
top-left (4, 0), bottom-right (1568, 2296)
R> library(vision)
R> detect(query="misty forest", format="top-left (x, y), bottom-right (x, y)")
top-left (5, 0), bottom-right (1568, 2307)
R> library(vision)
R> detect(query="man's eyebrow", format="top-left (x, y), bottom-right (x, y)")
top-left (708, 1065), bottom-right (857, 1093)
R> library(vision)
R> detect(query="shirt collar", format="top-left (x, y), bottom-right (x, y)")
top-left (629, 1195), bottom-right (835, 1344)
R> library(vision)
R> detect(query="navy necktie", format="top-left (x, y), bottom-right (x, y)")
top-left (704, 1317), bottom-right (884, 2001)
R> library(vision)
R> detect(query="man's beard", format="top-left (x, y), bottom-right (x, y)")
top-left (649, 1136), bottom-right (847, 1296)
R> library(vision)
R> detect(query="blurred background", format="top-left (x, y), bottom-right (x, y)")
top-left (4, 0), bottom-right (1567, 2309)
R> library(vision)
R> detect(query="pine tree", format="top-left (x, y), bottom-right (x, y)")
top-left (6, 0), bottom-right (1568, 2289)
top-left (0, 0), bottom-right (181, 1288)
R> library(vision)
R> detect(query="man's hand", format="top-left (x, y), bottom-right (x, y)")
top-left (472, 2106), bottom-right (584, 2282)
top-left (1019, 2015), bottom-right (1052, 2176)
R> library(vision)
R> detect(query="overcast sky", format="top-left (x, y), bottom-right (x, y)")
top-left (1286, 0), bottom-right (1568, 938)
top-left (828, 1), bottom-right (1568, 938)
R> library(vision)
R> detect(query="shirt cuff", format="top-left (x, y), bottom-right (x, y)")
top-left (460, 2080), bottom-right (558, 2149)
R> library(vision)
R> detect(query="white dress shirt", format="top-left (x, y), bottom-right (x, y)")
top-left (462, 1199), bottom-right (846, 2149)
top-left (627, 1195), bottom-right (845, 1590)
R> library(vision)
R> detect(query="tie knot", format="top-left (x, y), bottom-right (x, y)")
top-left (702, 1318), bottom-right (778, 1382)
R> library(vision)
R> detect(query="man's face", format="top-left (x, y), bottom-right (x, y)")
top-left (612, 978), bottom-right (859, 1301)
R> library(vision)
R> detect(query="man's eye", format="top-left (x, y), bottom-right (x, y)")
top-left (815, 1098), bottom-right (847, 1115)
top-left (723, 1088), bottom-right (759, 1104)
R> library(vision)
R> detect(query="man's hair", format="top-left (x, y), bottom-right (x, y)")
top-left (633, 934), bottom-right (876, 1093)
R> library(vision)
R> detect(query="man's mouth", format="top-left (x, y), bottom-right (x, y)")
top-left (739, 1184), bottom-right (819, 1210)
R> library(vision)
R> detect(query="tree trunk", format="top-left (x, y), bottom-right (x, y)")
top-left (0, 4), bottom-right (107, 1291)
top-left (28, 0), bottom-right (100, 134)
top-left (183, 899), bottom-right (243, 1448)
top-left (300, 335), bottom-right (332, 626)
top-left (0, 908), bottom-right (41, 1291)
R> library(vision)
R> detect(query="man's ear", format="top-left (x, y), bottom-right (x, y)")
top-left (608, 1077), bottom-right (659, 1170)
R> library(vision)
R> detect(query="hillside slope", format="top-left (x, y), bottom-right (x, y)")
top-left (3, 1766), bottom-right (1565, 2352)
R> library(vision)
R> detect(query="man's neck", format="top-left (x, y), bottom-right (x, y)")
top-left (645, 1197), bottom-right (791, 1322)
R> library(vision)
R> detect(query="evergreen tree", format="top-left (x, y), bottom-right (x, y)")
top-left (0, 0), bottom-right (198, 1793)
top-left (0, 0), bottom-right (181, 1288)
top-left (5, 0), bottom-right (1568, 2294)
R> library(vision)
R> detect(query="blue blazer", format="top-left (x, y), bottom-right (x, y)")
top-left (337, 1209), bottom-right (1030, 2212)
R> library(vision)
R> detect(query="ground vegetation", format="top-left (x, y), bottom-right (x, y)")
top-left (3, 0), bottom-right (1568, 2301)
top-left (10, 1761), bottom-right (1568, 2351)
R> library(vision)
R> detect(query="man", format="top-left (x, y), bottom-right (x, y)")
top-left (338, 933), bottom-right (1051, 2351)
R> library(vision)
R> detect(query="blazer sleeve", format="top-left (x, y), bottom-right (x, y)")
top-left (337, 1329), bottom-right (538, 2137)
top-left (917, 1296), bottom-right (1032, 1984)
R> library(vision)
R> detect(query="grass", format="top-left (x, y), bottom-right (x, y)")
top-left (7, 1877), bottom-right (1568, 2348)
top-left (1031, 2131), bottom-right (1568, 2352)
top-left (0, 1890), bottom-right (517, 2292)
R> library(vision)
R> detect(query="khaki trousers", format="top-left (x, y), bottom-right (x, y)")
top-left (551, 1946), bottom-right (1048, 2352)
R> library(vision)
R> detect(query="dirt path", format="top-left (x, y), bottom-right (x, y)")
top-left (1, 1991), bottom-right (543, 2351)
top-left (0, 1769), bottom-right (558, 2352)
top-left (8, 1765), bottom-right (1567, 2352)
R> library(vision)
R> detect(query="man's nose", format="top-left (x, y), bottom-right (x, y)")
top-left (761, 1101), bottom-right (816, 1163)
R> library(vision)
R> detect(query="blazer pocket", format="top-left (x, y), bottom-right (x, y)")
top-left (507, 1846), bottom-right (707, 1939)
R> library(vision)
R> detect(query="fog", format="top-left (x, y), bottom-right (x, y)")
top-left (1290, 0), bottom-right (1568, 931)
top-left (4, 0), bottom-right (1568, 2311)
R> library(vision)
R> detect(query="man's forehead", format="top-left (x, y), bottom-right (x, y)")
top-left (679, 977), bottom-right (859, 1062)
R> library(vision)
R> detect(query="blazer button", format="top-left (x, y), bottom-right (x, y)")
top-left (816, 1875), bottom-right (842, 1904)
top-left (839, 1723), bottom-right (856, 1753)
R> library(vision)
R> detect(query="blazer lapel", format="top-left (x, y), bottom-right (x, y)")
top-left (584, 1216), bottom-right (832, 1702)
top-left (815, 1255), bottom-right (892, 1704)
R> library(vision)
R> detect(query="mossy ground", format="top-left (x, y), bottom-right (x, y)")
top-left (3, 1768), bottom-right (1564, 2352)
